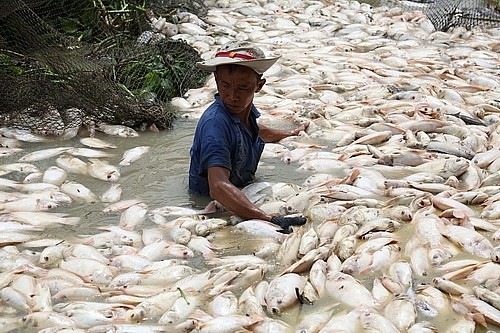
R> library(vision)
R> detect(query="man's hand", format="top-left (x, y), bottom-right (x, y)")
top-left (270, 214), bottom-right (307, 233)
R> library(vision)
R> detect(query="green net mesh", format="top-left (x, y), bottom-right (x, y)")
top-left (0, 0), bottom-right (209, 136)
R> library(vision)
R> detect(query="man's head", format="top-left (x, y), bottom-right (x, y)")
top-left (196, 42), bottom-right (280, 75)
top-left (213, 64), bottom-right (265, 117)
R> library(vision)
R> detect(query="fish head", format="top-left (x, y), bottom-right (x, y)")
top-left (445, 157), bottom-right (469, 177)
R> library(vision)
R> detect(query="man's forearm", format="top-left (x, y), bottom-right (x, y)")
top-left (210, 181), bottom-right (271, 221)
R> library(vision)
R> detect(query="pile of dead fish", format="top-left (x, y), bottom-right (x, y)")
top-left (1, 0), bottom-right (500, 332)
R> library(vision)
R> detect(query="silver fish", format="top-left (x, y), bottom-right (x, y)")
top-left (119, 146), bottom-right (151, 166)
top-left (87, 158), bottom-right (120, 182)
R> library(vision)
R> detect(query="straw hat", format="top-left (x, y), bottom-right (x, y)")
top-left (196, 42), bottom-right (280, 75)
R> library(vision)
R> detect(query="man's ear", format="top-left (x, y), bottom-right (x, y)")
top-left (256, 78), bottom-right (266, 92)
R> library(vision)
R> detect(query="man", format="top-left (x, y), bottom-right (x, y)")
top-left (188, 42), bottom-right (308, 232)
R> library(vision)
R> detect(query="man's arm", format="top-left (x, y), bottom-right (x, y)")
top-left (258, 122), bottom-right (309, 143)
top-left (207, 166), bottom-right (272, 221)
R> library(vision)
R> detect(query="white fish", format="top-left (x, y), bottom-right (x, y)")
top-left (100, 183), bottom-right (122, 203)
top-left (18, 147), bottom-right (72, 162)
top-left (125, 289), bottom-right (182, 322)
top-left (234, 219), bottom-right (287, 240)
top-left (359, 305), bottom-right (400, 333)
top-left (55, 155), bottom-right (89, 175)
top-left (187, 235), bottom-right (216, 259)
top-left (197, 314), bottom-right (262, 333)
top-left (440, 224), bottom-right (494, 259)
top-left (298, 225), bottom-right (319, 256)
top-left (87, 158), bottom-right (120, 182)
top-left (79, 137), bottom-right (117, 149)
top-left (0, 197), bottom-right (59, 212)
top-left (0, 286), bottom-right (31, 312)
top-left (325, 271), bottom-right (375, 308)
top-left (59, 257), bottom-right (115, 282)
top-left (102, 199), bottom-right (144, 213)
top-left (68, 147), bottom-right (114, 158)
top-left (10, 211), bottom-right (80, 227)
top-left (22, 171), bottom-right (43, 183)
top-left (0, 221), bottom-right (44, 233)
top-left (60, 181), bottom-right (99, 203)
top-left (42, 166), bottom-right (68, 186)
top-left (95, 123), bottom-right (139, 137)
top-left (0, 128), bottom-right (47, 143)
top-left (265, 273), bottom-right (307, 313)
top-left (208, 290), bottom-right (238, 317)
top-left (158, 290), bottom-right (202, 327)
top-left (21, 311), bottom-right (76, 329)
top-left (384, 296), bottom-right (418, 331)
top-left (119, 203), bottom-right (148, 231)
top-left (63, 309), bottom-right (114, 328)
top-left (0, 232), bottom-right (39, 246)
top-left (318, 307), bottom-right (362, 333)
top-left (119, 146), bottom-right (151, 166)
top-left (0, 162), bottom-right (40, 176)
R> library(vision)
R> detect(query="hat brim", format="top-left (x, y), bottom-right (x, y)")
top-left (196, 56), bottom-right (281, 75)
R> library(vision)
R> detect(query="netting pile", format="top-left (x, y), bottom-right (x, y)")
top-left (389, 0), bottom-right (500, 31)
top-left (0, 0), bottom-right (209, 136)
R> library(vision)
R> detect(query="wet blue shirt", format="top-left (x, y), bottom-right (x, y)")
top-left (189, 95), bottom-right (265, 196)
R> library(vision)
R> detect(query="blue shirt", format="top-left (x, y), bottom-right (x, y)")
top-left (189, 95), bottom-right (265, 196)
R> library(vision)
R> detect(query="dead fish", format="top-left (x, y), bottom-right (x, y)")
top-left (68, 147), bottom-right (114, 158)
top-left (412, 156), bottom-right (470, 179)
top-left (18, 147), bottom-right (72, 162)
top-left (95, 123), bottom-right (139, 137)
top-left (0, 197), bottom-right (58, 212)
top-left (100, 183), bottom-right (122, 203)
top-left (325, 271), bottom-right (375, 308)
top-left (87, 158), bottom-right (120, 182)
top-left (197, 314), bottom-right (262, 333)
top-left (119, 203), bottom-right (148, 231)
top-left (319, 306), bottom-right (363, 333)
top-left (425, 140), bottom-right (475, 160)
top-left (102, 199), bottom-right (144, 213)
top-left (0, 162), bottom-right (40, 176)
top-left (0, 128), bottom-right (47, 143)
top-left (10, 211), bottom-right (79, 227)
top-left (0, 286), bottom-right (32, 313)
top-left (119, 146), bottom-right (151, 166)
top-left (60, 181), bottom-right (98, 203)
top-left (79, 137), bottom-right (117, 149)
top-left (55, 155), bottom-right (89, 175)
top-left (457, 294), bottom-right (500, 326)
top-left (439, 224), bottom-right (494, 259)
top-left (42, 166), bottom-right (68, 186)
top-left (21, 311), bottom-right (76, 329)
top-left (264, 273), bottom-right (307, 313)
top-left (234, 219), bottom-right (287, 240)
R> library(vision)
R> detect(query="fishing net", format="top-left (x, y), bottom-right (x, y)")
top-left (387, 0), bottom-right (500, 31)
top-left (0, 0), bottom-right (209, 136)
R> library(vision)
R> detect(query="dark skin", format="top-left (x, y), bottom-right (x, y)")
top-left (207, 64), bottom-right (308, 221)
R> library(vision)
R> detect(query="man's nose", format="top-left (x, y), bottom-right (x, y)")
top-left (227, 89), bottom-right (238, 101)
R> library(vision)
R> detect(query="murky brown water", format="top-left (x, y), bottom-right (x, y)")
top-left (5, 117), bottom-right (311, 236)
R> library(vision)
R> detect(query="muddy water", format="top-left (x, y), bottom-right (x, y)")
top-left (8, 117), bottom-right (310, 236)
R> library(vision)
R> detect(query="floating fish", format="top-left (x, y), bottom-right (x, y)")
top-left (119, 146), bottom-right (151, 166)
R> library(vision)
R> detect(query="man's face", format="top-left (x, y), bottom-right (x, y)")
top-left (214, 65), bottom-right (265, 117)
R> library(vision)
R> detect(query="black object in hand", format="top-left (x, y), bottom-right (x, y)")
top-left (270, 215), bottom-right (307, 233)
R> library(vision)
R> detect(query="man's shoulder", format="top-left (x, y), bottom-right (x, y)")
top-left (199, 102), bottom-right (231, 124)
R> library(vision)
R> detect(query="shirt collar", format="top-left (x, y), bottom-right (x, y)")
top-left (214, 94), bottom-right (261, 123)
